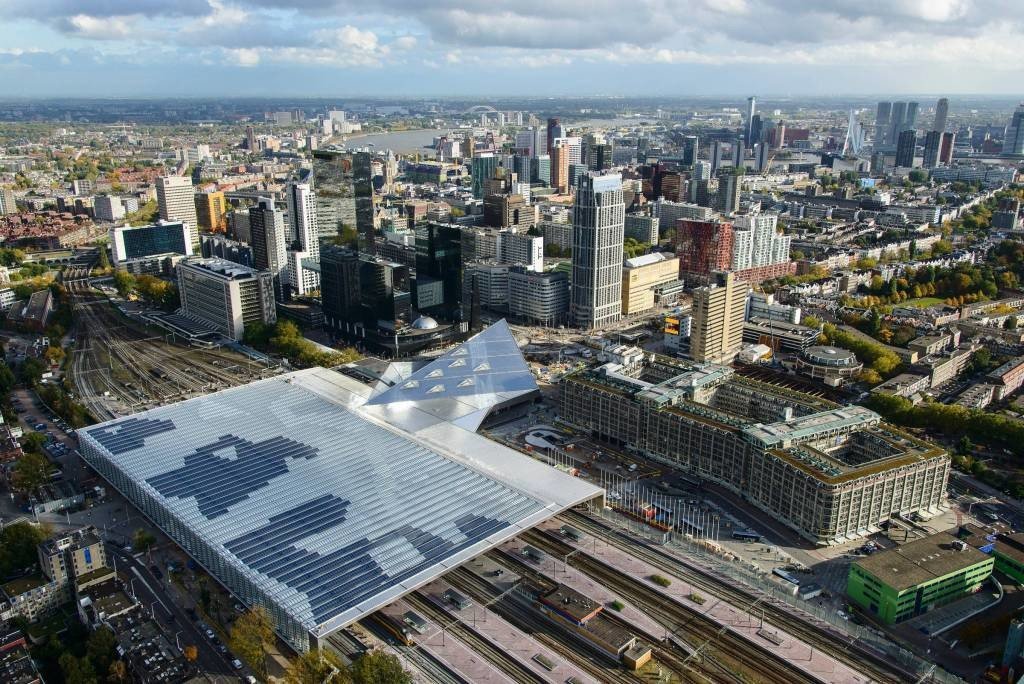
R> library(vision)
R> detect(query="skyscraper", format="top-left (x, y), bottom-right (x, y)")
top-left (754, 142), bottom-right (770, 173)
top-left (731, 138), bottom-right (745, 169)
top-left (934, 98), bottom-right (949, 133)
top-left (690, 271), bottom-right (747, 364)
top-left (905, 102), bottom-right (919, 131)
top-left (875, 102), bottom-right (892, 146)
top-left (716, 170), bottom-right (742, 215)
top-left (888, 102), bottom-right (908, 147)
top-left (551, 142), bottom-right (570, 194)
top-left (571, 172), bottom-right (625, 329)
top-left (745, 96), bottom-right (756, 149)
top-left (195, 191), bottom-right (227, 233)
top-left (922, 131), bottom-right (942, 168)
top-left (674, 218), bottom-right (734, 284)
top-left (939, 132), bottom-right (956, 165)
top-left (249, 197), bottom-right (287, 299)
top-left (156, 176), bottom-right (199, 247)
top-left (710, 141), bottom-right (726, 174)
top-left (682, 136), bottom-right (699, 166)
top-left (353, 151), bottom-right (375, 252)
top-left (1003, 103), bottom-right (1024, 156)
top-left (415, 222), bottom-right (463, 320)
top-left (285, 182), bottom-right (320, 295)
top-left (895, 129), bottom-right (917, 168)
top-left (546, 117), bottom-right (560, 156)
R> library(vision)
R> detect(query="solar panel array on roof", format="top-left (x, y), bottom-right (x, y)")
top-left (77, 364), bottom-right (600, 652)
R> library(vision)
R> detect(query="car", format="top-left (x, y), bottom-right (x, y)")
top-left (205, 629), bottom-right (216, 640)
top-left (218, 644), bottom-right (228, 654)
top-left (34, 423), bottom-right (46, 430)
top-left (231, 659), bottom-right (243, 670)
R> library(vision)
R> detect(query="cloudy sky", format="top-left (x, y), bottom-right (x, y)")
top-left (1, 0), bottom-right (1022, 98)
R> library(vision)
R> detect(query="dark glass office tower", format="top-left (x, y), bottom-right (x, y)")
top-left (415, 222), bottom-right (464, 321)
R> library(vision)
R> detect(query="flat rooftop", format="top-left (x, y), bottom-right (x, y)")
top-left (854, 533), bottom-right (992, 591)
top-left (79, 366), bottom-right (601, 646)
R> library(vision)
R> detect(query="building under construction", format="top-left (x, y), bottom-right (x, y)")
top-left (558, 354), bottom-right (948, 544)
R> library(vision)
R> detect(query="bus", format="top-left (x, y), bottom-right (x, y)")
top-left (732, 530), bottom-right (761, 543)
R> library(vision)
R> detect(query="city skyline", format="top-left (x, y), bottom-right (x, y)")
top-left (2, 1), bottom-right (1024, 97)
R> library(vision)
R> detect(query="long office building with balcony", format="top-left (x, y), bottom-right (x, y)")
top-left (558, 354), bottom-right (948, 544)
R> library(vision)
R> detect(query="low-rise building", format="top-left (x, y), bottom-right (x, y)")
top-left (742, 317), bottom-right (820, 354)
top-left (621, 253), bottom-right (680, 316)
top-left (508, 267), bottom-right (569, 326)
top-left (987, 356), bottom-right (1024, 401)
top-left (794, 345), bottom-right (863, 386)
top-left (871, 373), bottom-right (930, 401)
top-left (0, 630), bottom-right (41, 684)
top-left (847, 532), bottom-right (994, 624)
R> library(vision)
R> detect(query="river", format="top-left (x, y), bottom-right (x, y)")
top-left (339, 118), bottom-right (651, 155)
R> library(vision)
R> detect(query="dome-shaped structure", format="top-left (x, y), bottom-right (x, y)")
top-left (411, 316), bottom-right (439, 330)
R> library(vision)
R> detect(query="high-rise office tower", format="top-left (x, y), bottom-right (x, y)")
top-left (934, 98), bottom-right (949, 133)
top-left (546, 118), bottom-right (560, 155)
top-left (156, 175), bottom-right (200, 247)
top-left (710, 141), bottom-right (726, 174)
top-left (674, 218), bottom-right (734, 284)
top-left (745, 97), bottom-right (756, 148)
top-left (690, 271), bottom-right (747, 364)
top-left (551, 142), bottom-right (570, 194)
top-left (692, 160), bottom-right (712, 182)
top-left (249, 197), bottom-right (287, 299)
top-left (0, 187), bottom-right (17, 215)
top-left (682, 136), bottom-right (699, 166)
top-left (1003, 103), bottom-right (1024, 156)
top-left (750, 115), bottom-right (763, 146)
top-left (895, 129), bottom-right (917, 168)
top-left (415, 222), bottom-right (463, 320)
top-left (571, 172), bottom-right (625, 329)
top-left (319, 245), bottom-right (361, 332)
top-left (875, 102), bottom-right (892, 145)
top-left (905, 102), bottom-right (919, 131)
top-left (754, 143), bottom-right (770, 173)
top-left (285, 182), bottom-right (320, 295)
top-left (938, 132), bottom-right (956, 165)
top-left (731, 138), bottom-right (744, 169)
top-left (922, 131), bottom-right (942, 168)
top-left (532, 155), bottom-right (551, 186)
top-left (888, 102), bottom-right (908, 147)
top-left (245, 125), bottom-right (256, 151)
top-left (716, 170), bottom-right (742, 214)
top-left (195, 191), bottom-right (227, 233)
top-left (353, 151), bottom-right (375, 252)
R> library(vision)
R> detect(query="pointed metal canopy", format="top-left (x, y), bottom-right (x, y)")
top-left (362, 319), bottom-right (538, 432)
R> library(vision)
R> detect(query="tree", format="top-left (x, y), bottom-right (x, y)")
top-left (857, 368), bottom-right (882, 386)
top-left (44, 346), bottom-right (65, 366)
top-left (86, 627), bottom-right (117, 675)
top-left (285, 649), bottom-right (351, 684)
top-left (230, 607), bottom-right (274, 679)
top-left (108, 660), bottom-right (129, 683)
top-left (132, 528), bottom-right (156, 551)
top-left (0, 521), bottom-right (47, 576)
top-left (12, 452), bottom-right (52, 493)
top-left (59, 652), bottom-right (98, 684)
top-left (112, 270), bottom-right (135, 298)
top-left (956, 436), bottom-right (974, 455)
top-left (0, 363), bottom-right (15, 397)
top-left (1005, 315), bottom-right (1019, 330)
top-left (350, 650), bottom-right (412, 684)
top-left (96, 247), bottom-right (111, 271)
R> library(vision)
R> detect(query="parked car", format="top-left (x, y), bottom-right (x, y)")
top-left (232, 659), bottom-right (243, 670)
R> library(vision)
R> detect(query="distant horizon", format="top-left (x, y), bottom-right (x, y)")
top-left (1, 94), bottom-right (1021, 103)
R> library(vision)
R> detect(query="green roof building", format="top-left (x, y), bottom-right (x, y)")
top-left (847, 532), bottom-right (994, 624)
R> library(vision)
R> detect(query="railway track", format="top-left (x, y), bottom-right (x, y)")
top-left (522, 527), bottom-right (822, 684)
top-left (446, 565), bottom-right (644, 684)
top-left (341, 621), bottom-right (469, 684)
top-left (63, 270), bottom-right (262, 420)
top-left (563, 510), bottom-right (911, 683)
top-left (404, 591), bottom-right (545, 684)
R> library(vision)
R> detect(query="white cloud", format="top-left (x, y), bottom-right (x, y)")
top-left (226, 47), bottom-right (260, 67)
top-left (63, 14), bottom-right (137, 40)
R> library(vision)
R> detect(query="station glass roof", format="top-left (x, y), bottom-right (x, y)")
top-left (79, 366), bottom-right (600, 641)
